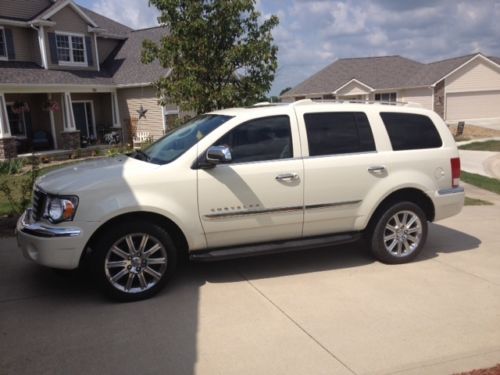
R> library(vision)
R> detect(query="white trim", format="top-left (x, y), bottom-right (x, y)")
top-left (430, 54), bottom-right (500, 87)
top-left (0, 19), bottom-right (29, 27)
top-left (55, 31), bottom-right (88, 67)
top-left (93, 33), bottom-right (100, 71)
top-left (40, 0), bottom-right (98, 28)
top-left (47, 93), bottom-right (58, 149)
top-left (0, 26), bottom-right (7, 60)
top-left (63, 92), bottom-right (76, 131)
top-left (333, 79), bottom-right (374, 94)
top-left (37, 25), bottom-right (48, 69)
top-left (0, 84), bottom-right (116, 93)
top-left (72, 100), bottom-right (96, 137)
top-left (431, 88), bottom-right (435, 112)
top-left (111, 91), bottom-right (121, 128)
top-left (115, 82), bottom-right (153, 88)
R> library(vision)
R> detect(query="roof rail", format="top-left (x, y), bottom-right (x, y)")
top-left (294, 98), bottom-right (422, 108)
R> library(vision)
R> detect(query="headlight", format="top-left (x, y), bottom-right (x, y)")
top-left (44, 195), bottom-right (79, 223)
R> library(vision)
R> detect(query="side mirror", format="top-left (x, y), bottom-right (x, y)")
top-left (206, 145), bottom-right (232, 165)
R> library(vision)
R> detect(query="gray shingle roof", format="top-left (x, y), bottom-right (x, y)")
top-left (80, 6), bottom-right (132, 38)
top-left (103, 27), bottom-right (169, 85)
top-left (284, 53), bottom-right (500, 97)
top-left (0, 61), bottom-right (114, 85)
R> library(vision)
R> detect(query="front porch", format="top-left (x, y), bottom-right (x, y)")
top-left (0, 89), bottom-right (123, 159)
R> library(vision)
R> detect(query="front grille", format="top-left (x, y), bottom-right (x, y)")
top-left (32, 187), bottom-right (47, 221)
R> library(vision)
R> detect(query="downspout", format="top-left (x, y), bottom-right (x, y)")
top-left (30, 23), bottom-right (48, 69)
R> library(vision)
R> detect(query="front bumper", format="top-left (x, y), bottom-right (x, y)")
top-left (16, 209), bottom-right (85, 269)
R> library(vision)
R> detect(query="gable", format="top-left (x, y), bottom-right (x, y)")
top-left (0, 0), bottom-right (52, 21)
top-left (446, 57), bottom-right (500, 93)
top-left (336, 80), bottom-right (372, 96)
top-left (49, 6), bottom-right (90, 34)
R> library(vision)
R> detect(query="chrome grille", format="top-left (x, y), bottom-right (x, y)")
top-left (32, 188), bottom-right (47, 221)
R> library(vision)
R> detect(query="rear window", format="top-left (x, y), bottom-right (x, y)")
top-left (380, 112), bottom-right (442, 151)
top-left (304, 112), bottom-right (376, 156)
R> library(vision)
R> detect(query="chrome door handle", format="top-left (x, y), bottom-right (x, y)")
top-left (275, 173), bottom-right (299, 181)
top-left (368, 165), bottom-right (386, 173)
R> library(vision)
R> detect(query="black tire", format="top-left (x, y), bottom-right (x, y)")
top-left (368, 201), bottom-right (428, 264)
top-left (90, 221), bottom-right (178, 301)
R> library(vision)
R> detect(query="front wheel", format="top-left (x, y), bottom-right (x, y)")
top-left (91, 222), bottom-right (177, 301)
top-left (369, 202), bottom-right (428, 264)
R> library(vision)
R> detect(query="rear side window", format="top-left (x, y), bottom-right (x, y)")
top-left (380, 112), bottom-right (442, 151)
top-left (304, 112), bottom-right (376, 156)
top-left (213, 115), bottom-right (292, 163)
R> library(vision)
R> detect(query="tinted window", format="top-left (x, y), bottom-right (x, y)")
top-left (304, 112), bottom-right (376, 156)
top-left (380, 112), bottom-right (442, 151)
top-left (214, 116), bottom-right (292, 163)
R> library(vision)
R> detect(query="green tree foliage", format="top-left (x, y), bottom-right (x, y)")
top-left (142, 0), bottom-right (279, 114)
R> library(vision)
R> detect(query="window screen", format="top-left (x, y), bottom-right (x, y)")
top-left (214, 116), bottom-right (292, 163)
top-left (380, 112), bottom-right (442, 151)
top-left (304, 112), bottom-right (375, 156)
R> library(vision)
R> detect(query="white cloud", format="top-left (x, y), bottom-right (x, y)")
top-left (89, 0), bottom-right (159, 29)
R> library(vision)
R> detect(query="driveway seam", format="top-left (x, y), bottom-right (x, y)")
top-left (430, 257), bottom-right (500, 287)
top-left (237, 269), bottom-right (357, 375)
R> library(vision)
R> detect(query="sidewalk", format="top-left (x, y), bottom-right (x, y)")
top-left (459, 149), bottom-right (500, 179)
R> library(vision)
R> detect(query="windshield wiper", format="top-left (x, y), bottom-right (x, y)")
top-left (131, 149), bottom-right (151, 162)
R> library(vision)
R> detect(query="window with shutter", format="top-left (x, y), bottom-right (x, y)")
top-left (0, 28), bottom-right (7, 60)
top-left (55, 32), bottom-right (88, 66)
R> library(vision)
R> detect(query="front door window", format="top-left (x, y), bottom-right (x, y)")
top-left (6, 104), bottom-right (27, 137)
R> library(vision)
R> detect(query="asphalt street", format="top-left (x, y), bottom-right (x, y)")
top-left (1, 205), bottom-right (500, 375)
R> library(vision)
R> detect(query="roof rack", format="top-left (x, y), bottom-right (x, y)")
top-left (293, 98), bottom-right (422, 108)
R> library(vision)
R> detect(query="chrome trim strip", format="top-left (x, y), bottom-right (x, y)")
top-left (438, 187), bottom-right (465, 195)
top-left (204, 205), bottom-right (303, 220)
top-left (203, 200), bottom-right (361, 220)
top-left (306, 200), bottom-right (362, 210)
top-left (18, 211), bottom-right (81, 238)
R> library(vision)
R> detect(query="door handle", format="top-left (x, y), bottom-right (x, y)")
top-left (368, 165), bottom-right (386, 173)
top-left (275, 173), bottom-right (299, 181)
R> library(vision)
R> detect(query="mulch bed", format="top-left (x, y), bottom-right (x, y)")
top-left (454, 364), bottom-right (500, 375)
top-left (448, 124), bottom-right (500, 141)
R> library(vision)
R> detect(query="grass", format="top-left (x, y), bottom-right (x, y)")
top-left (461, 170), bottom-right (500, 195)
top-left (464, 196), bottom-right (493, 206)
top-left (459, 140), bottom-right (500, 151)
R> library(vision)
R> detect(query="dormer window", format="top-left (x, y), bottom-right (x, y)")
top-left (0, 27), bottom-right (7, 60)
top-left (55, 32), bottom-right (87, 66)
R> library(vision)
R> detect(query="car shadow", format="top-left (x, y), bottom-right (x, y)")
top-left (190, 222), bottom-right (481, 283)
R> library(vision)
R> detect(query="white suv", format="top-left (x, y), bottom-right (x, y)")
top-left (17, 100), bottom-right (464, 300)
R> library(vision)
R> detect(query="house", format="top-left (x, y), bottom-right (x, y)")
top-left (0, 0), bottom-right (179, 159)
top-left (281, 53), bottom-right (500, 123)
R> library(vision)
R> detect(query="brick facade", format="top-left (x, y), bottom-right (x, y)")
top-left (0, 137), bottom-right (18, 159)
top-left (433, 80), bottom-right (445, 118)
top-left (61, 131), bottom-right (81, 150)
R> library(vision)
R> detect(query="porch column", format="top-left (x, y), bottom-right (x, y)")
top-left (111, 91), bottom-right (121, 128)
top-left (0, 93), bottom-right (17, 159)
top-left (47, 93), bottom-right (58, 149)
top-left (61, 92), bottom-right (80, 150)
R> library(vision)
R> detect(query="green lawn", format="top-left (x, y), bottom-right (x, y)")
top-left (464, 196), bottom-right (493, 206)
top-left (461, 171), bottom-right (500, 195)
top-left (459, 140), bottom-right (500, 151)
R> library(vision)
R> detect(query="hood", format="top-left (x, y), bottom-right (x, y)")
top-left (36, 156), bottom-right (160, 194)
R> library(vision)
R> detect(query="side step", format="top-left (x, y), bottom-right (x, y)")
top-left (190, 232), bottom-right (361, 262)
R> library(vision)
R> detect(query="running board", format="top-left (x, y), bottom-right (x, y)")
top-left (190, 233), bottom-right (361, 262)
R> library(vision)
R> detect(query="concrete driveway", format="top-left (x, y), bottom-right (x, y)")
top-left (1, 206), bottom-right (500, 375)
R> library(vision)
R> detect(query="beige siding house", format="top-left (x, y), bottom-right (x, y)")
top-left (282, 53), bottom-right (500, 123)
top-left (0, 0), bottom-right (178, 159)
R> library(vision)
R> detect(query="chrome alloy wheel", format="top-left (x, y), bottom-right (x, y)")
top-left (383, 210), bottom-right (422, 257)
top-left (104, 233), bottom-right (168, 293)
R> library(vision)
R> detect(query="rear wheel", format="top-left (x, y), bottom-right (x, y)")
top-left (369, 201), bottom-right (427, 264)
top-left (91, 221), bottom-right (177, 301)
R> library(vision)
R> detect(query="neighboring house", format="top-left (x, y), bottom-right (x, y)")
top-left (282, 53), bottom-right (500, 124)
top-left (0, 0), bottom-right (178, 159)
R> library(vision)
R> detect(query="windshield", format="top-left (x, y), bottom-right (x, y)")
top-left (135, 114), bottom-right (232, 165)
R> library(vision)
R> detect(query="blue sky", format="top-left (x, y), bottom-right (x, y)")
top-left (78, 0), bottom-right (500, 96)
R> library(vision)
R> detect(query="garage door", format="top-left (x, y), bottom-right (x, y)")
top-left (446, 90), bottom-right (500, 121)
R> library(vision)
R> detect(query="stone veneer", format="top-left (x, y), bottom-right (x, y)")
top-left (61, 130), bottom-right (81, 150)
top-left (433, 80), bottom-right (445, 118)
top-left (0, 137), bottom-right (17, 159)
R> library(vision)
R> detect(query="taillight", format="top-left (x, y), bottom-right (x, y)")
top-left (451, 157), bottom-right (460, 188)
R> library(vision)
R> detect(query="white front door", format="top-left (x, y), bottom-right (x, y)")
top-left (197, 115), bottom-right (304, 248)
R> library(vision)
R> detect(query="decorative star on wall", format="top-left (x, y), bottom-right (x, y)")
top-left (137, 105), bottom-right (148, 119)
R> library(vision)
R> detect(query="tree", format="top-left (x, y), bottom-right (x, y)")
top-left (142, 0), bottom-right (279, 114)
